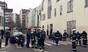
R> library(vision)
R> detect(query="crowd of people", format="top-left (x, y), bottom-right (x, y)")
top-left (26, 29), bottom-right (46, 50)
top-left (0, 28), bottom-right (87, 52)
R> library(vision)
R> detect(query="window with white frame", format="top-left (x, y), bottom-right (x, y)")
top-left (57, 0), bottom-right (60, 2)
top-left (85, 0), bottom-right (88, 7)
top-left (42, 14), bottom-right (45, 20)
top-left (42, 0), bottom-right (44, 11)
top-left (48, 0), bottom-right (52, 19)
top-left (54, 8), bottom-right (56, 17)
top-left (67, 0), bottom-right (73, 13)
top-left (60, 5), bottom-right (63, 15)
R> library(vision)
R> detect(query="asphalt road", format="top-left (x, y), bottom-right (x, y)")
top-left (0, 40), bottom-right (88, 52)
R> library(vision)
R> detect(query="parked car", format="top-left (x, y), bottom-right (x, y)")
top-left (10, 32), bottom-right (25, 45)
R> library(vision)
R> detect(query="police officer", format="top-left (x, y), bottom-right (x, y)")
top-left (5, 29), bottom-right (11, 46)
top-left (31, 29), bottom-right (36, 48)
top-left (81, 31), bottom-right (87, 47)
top-left (26, 29), bottom-right (31, 48)
top-left (40, 29), bottom-right (46, 49)
top-left (36, 29), bottom-right (41, 49)
top-left (63, 30), bottom-right (68, 41)
top-left (71, 29), bottom-right (77, 52)
top-left (54, 31), bottom-right (62, 45)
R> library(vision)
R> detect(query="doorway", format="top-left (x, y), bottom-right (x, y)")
top-left (67, 20), bottom-right (76, 35)
top-left (50, 24), bottom-right (53, 35)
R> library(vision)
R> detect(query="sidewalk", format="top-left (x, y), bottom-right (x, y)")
top-left (0, 39), bottom-right (9, 51)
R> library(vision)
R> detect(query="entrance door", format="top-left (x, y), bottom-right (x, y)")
top-left (50, 24), bottom-right (53, 35)
top-left (47, 25), bottom-right (49, 36)
top-left (67, 20), bottom-right (76, 35)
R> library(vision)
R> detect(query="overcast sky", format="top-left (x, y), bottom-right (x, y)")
top-left (0, 0), bottom-right (42, 13)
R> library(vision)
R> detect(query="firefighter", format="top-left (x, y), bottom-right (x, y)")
top-left (63, 30), bottom-right (68, 41)
top-left (81, 31), bottom-right (87, 47)
top-left (71, 29), bottom-right (77, 52)
top-left (54, 31), bottom-right (62, 45)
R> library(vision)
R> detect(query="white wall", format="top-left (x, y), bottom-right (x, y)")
top-left (40, 0), bottom-right (88, 34)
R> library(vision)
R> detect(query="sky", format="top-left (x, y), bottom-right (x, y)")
top-left (0, 0), bottom-right (42, 13)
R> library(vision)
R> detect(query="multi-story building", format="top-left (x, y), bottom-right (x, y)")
top-left (40, 0), bottom-right (88, 35)
top-left (0, 7), bottom-right (3, 29)
top-left (0, 1), bottom-right (7, 29)
top-left (30, 6), bottom-right (41, 28)
top-left (27, 9), bottom-right (33, 28)
top-left (15, 14), bottom-right (21, 31)
top-left (35, 5), bottom-right (41, 28)
top-left (0, 1), bottom-right (7, 10)
top-left (20, 9), bottom-right (30, 32)
top-left (4, 8), bottom-right (13, 30)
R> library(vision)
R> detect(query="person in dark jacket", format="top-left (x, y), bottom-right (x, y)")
top-left (1, 30), bottom-right (4, 39)
top-left (40, 29), bottom-right (46, 49)
top-left (76, 31), bottom-right (81, 46)
top-left (63, 30), bottom-right (68, 41)
top-left (36, 29), bottom-right (41, 49)
top-left (31, 29), bottom-right (36, 48)
top-left (81, 31), bottom-right (87, 47)
top-left (5, 29), bottom-right (11, 46)
top-left (54, 31), bottom-right (62, 45)
top-left (26, 29), bottom-right (31, 48)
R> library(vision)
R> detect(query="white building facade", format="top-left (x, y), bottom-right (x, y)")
top-left (40, 0), bottom-right (88, 35)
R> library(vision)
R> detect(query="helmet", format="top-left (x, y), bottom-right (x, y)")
top-left (72, 29), bottom-right (76, 31)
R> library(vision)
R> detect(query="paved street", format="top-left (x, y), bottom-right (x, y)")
top-left (0, 40), bottom-right (88, 52)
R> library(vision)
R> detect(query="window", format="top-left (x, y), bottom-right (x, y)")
top-left (42, 0), bottom-right (44, 11)
top-left (57, 0), bottom-right (60, 2)
top-left (60, 5), bottom-right (63, 15)
top-left (48, 0), bottom-right (52, 19)
top-left (54, 8), bottom-right (56, 17)
top-left (42, 14), bottom-right (45, 20)
top-left (85, 0), bottom-right (88, 7)
top-left (67, 0), bottom-right (73, 13)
